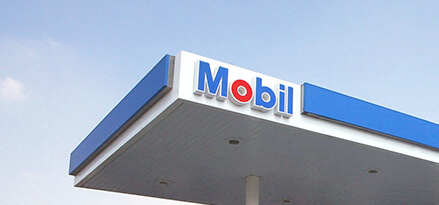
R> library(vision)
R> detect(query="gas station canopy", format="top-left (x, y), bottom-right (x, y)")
top-left (70, 51), bottom-right (439, 204)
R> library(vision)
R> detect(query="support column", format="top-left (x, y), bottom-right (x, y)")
top-left (246, 175), bottom-right (260, 205)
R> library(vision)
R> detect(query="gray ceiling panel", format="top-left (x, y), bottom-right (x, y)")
top-left (79, 100), bottom-right (439, 205)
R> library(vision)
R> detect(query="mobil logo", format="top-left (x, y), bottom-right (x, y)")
top-left (193, 60), bottom-right (293, 118)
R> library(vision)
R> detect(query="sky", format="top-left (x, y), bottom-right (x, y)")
top-left (1, 1), bottom-right (439, 204)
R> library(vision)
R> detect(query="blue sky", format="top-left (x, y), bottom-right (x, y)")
top-left (1, 1), bottom-right (439, 204)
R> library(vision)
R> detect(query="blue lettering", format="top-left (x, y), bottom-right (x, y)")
top-left (251, 77), bottom-right (276, 111)
top-left (193, 61), bottom-right (228, 101)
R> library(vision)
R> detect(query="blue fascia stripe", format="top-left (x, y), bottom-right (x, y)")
top-left (69, 55), bottom-right (174, 175)
top-left (302, 83), bottom-right (439, 149)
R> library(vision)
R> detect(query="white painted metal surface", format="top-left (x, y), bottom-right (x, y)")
top-left (246, 176), bottom-right (260, 205)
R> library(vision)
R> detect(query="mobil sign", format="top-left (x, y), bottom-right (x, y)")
top-left (193, 60), bottom-right (293, 118)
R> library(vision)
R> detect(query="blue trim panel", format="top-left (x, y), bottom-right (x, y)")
top-left (302, 83), bottom-right (439, 149)
top-left (69, 55), bottom-right (174, 175)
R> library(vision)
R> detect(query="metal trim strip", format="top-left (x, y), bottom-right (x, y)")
top-left (302, 83), bottom-right (439, 149)
top-left (69, 55), bottom-right (174, 175)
